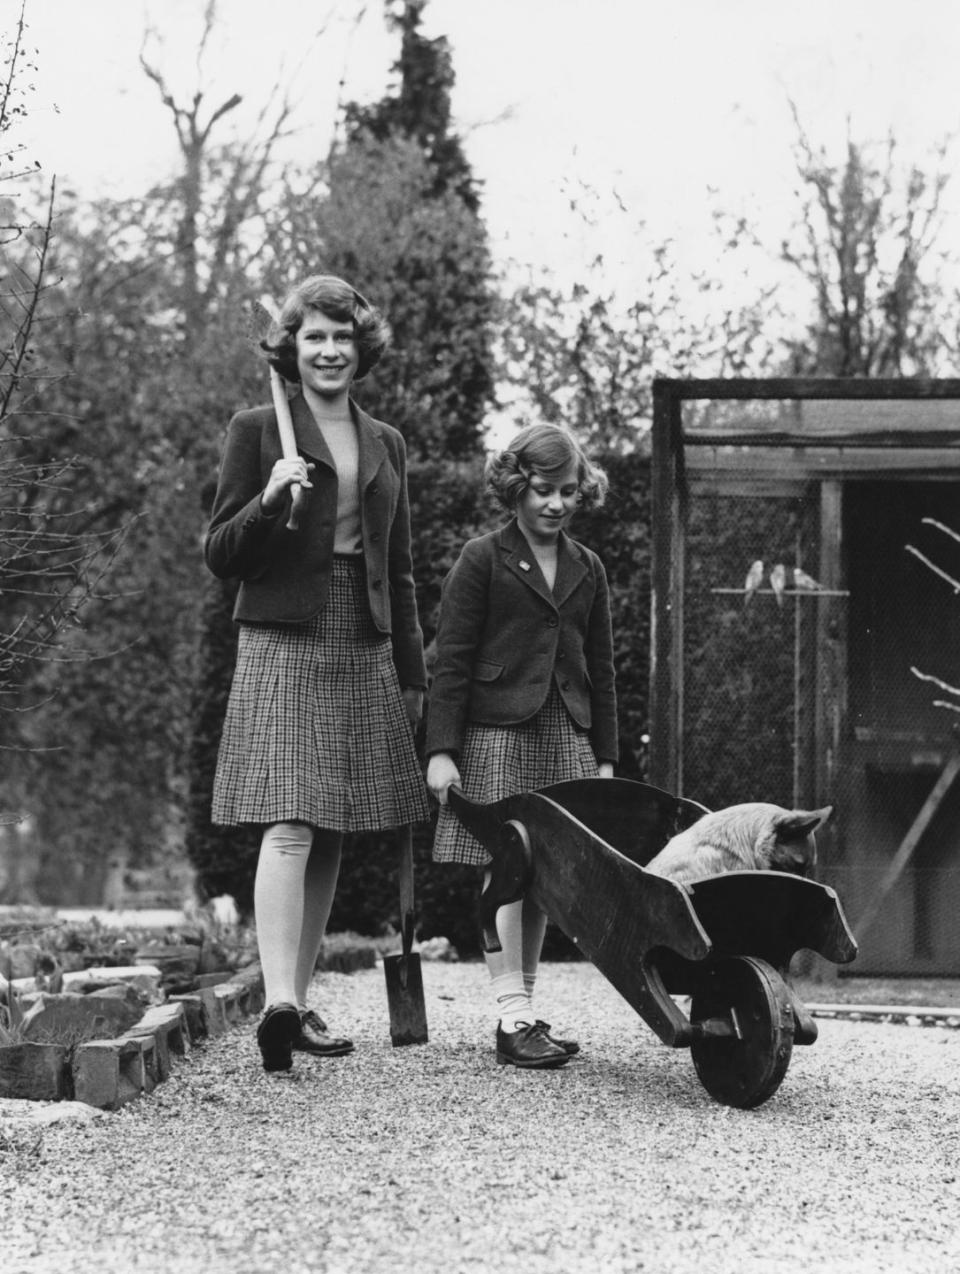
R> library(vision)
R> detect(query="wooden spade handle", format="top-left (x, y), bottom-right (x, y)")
top-left (267, 366), bottom-right (307, 531)
top-left (260, 297), bottom-right (305, 532)
top-left (398, 826), bottom-right (415, 960)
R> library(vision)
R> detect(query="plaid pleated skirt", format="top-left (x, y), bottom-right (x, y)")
top-left (432, 684), bottom-right (599, 865)
top-left (212, 556), bottom-right (430, 833)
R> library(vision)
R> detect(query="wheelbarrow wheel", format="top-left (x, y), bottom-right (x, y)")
top-left (689, 955), bottom-right (794, 1109)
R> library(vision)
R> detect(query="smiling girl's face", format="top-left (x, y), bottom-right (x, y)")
top-left (515, 460), bottom-right (581, 545)
top-left (295, 309), bottom-right (359, 402)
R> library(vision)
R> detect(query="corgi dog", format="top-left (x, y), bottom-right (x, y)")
top-left (643, 803), bottom-right (833, 886)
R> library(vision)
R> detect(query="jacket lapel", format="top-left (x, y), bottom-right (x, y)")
top-left (499, 519), bottom-right (555, 606)
top-left (499, 520), bottom-right (589, 608)
top-left (287, 395), bottom-right (388, 491)
top-left (553, 532), bottom-right (589, 607)
top-left (289, 393), bottom-right (336, 471)
top-left (352, 402), bottom-right (389, 491)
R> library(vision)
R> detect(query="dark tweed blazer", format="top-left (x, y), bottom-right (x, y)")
top-left (425, 518), bottom-right (618, 763)
top-left (204, 393), bottom-right (426, 689)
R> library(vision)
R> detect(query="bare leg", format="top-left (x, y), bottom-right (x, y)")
top-left (254, 822), bottom-right (314, 1008)
top-left (294, 829), bottom-right (343, 1009)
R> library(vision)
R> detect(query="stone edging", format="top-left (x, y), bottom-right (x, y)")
top-left (0, 964), bottom-right (264, 1111)
top-left (808, 1002), bottom-right (960, 1028)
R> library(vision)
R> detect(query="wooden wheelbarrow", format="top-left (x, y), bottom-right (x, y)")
top-left (449, 778), bottom-right (858, 1109)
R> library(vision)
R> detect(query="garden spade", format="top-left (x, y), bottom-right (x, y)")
top-left (248, 297), bottom-right (307, 531)
top-left (383, 826), bottom-right (428, 1046)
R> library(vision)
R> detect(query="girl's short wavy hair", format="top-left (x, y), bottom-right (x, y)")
top-left (261, 274), bottom-right (390, 383)
top-left (485, 423), bottom-right (609, 513)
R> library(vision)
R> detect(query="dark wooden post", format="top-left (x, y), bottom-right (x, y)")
top-left (793, 485), bottom-right (820, 808)
top-left (649, 381), bottom-right (685, 794)
top-left (816, 479), bottom-right (846, 809)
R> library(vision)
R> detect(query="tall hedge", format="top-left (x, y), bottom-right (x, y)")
top-left (184, 572), bottom-right (259, 912)
top-left (575, 452), bottom-right (652, 779)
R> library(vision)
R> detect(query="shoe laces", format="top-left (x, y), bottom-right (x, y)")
top-left (509, 1020), bottom-right (550, 1041)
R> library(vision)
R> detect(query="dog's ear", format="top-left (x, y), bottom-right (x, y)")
top-left (774, 805), bottom-right (833, 841)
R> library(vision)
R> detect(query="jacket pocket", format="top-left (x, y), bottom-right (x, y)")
top-left (472, 659), bottom-right (504, 682)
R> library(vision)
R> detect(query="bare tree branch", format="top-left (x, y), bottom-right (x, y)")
top-left (904, 543), bottom-right (960, 594)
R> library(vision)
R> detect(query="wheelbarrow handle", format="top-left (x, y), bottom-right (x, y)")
top-left (446, 787), bottom-right (532, 952)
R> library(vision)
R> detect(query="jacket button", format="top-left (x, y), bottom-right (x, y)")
top-left (372, 579), bottom-right (383, 590)
top-left (547, 616), bottom-right (558, 627)
top-left (560, 679), bottom-right (571, 691)
top-left (370, 531), bottom-right (381, 542)
top-left (368, 485), bottom-right (379, 496)
top-left (556, 650), bottom-right (565, 660)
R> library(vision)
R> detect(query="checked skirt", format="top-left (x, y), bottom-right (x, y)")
top-left (212, 556), bottom-right (429, 833)
top-left (431, 685), bottom-right (599, 866)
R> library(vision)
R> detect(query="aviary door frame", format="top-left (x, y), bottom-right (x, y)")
top-left (649, 377), bottom-right (960, 801)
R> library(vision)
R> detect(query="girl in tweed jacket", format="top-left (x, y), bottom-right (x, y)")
top-left (205, 275), bottom-right (429, 1073)
top-left (426, 424), bottom-right (618, 1069)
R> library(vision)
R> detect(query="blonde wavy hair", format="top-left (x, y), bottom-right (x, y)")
top-left (485, 423), bottom-right (608, 512)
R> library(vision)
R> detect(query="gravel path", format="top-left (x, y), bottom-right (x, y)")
top-left (2, 961), bottom-right (958, 1274)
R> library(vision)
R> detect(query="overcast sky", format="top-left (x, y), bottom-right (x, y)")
top-left (18, 0), bottom-right (960, 302)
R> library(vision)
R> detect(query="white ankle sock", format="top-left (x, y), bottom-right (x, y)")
top-left (523, 972), bottom-right (536, 1006)
top-left (490, 972), bottom-right (534, 1031)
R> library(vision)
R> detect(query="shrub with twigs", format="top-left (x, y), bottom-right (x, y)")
top-left (905, 518), bottom-right (960, 716)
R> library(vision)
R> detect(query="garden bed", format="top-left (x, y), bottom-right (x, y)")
top-left (0, 906), bottom-right (420, 1105)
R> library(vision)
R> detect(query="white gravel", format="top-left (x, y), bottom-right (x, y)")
top-left (2, 961), bottom-right (958, 1274)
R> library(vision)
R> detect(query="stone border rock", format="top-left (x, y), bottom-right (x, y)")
top-left (808, 1001), bottom-right (960, 1028)
top-left (0, 963), bottom-right (264, 1110)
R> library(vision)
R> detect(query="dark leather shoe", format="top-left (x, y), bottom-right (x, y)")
top-left (294, 1009), bottom-right (354, 1057)
top-left (256, 1002), bottom-right (300, 1073)
top-left (496, 1021), bottom-right (569, 1069)
top-left (536, 1020), bottom-right (580, 1056)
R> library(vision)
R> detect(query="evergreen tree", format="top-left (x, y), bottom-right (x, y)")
top-left (343, 0), bottom-right (480, 212)
top-left (328, 0), bottom-right (495, 460)
top-left (272, 133), bottom-right (494, 461)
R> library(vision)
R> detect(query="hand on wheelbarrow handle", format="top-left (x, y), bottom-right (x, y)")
top-left (447, 788), bottom-right (532, 953)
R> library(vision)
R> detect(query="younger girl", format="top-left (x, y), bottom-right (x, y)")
top-left (426, 423), bottom-right (617, 1068)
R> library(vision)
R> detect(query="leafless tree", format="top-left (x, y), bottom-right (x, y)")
top-left (0, 3), bottom-right (126, 752)
top-left (782, 104), bottom-right (957, 376)
top-left (137, 0), bottom-right (334, 324)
